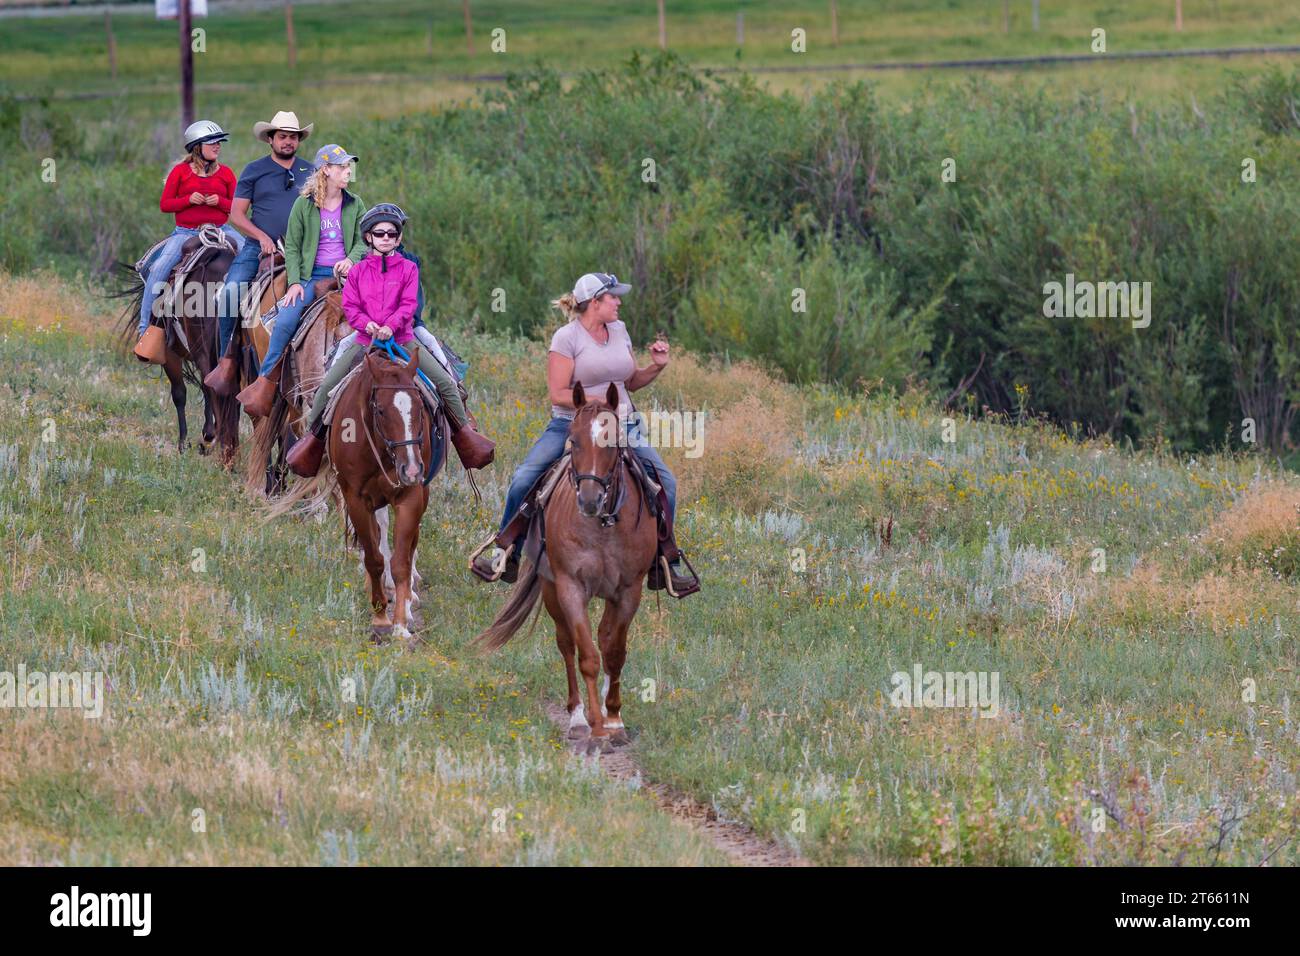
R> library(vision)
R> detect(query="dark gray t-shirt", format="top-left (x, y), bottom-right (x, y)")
top-left (234, 154), bottom-right (315, 241)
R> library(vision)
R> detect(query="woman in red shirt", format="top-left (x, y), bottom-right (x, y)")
top-left (137, 120), bottom-right (246, 338)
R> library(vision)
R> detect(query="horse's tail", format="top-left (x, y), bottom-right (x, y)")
top-left (261, 466), bottom-right (337, 522)
top-left (473, 557), bottom-right (544, 653)
top-left (244, 392), bottom-right (291, 495)
top-left (107, 261), bottom-right (146, 351)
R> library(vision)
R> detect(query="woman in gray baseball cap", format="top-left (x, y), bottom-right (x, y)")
top-left (471, 272), bottom-right (699, 597)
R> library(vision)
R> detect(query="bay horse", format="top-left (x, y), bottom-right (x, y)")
top-left (329, 344), bottom-right (431, 644)
top-left (115, 229), bottom-right (239, 459)
top-left (474, 382), bottom-right (657, 750)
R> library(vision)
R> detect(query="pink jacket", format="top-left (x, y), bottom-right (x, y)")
top-left (341, 252), bottom-right (420, 347)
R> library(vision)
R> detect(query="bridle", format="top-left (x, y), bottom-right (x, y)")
top-left (567, 411), bottom-right (628, 527)
top-left (365, 380), bottom-right (426, 489)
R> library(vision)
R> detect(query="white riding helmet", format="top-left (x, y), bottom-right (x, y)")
top-left (184, 120), bottom-right (230, 152)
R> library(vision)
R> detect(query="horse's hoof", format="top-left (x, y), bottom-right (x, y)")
top-left (582, 735), bottom-right (614, 756)
top-left (607, 728), bottom-right (631, 747)
top-left (566, 723), bottom-right (589, 741)
top-left (370, 625), bottom-right (393, 645)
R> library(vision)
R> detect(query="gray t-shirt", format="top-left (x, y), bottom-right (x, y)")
top-left (549, 319), bottom-right (636, 420)
top-left (234, 154), bottom-right (315, 242)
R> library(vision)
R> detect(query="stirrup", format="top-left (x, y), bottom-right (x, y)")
top-left (660, 550), bottom-right (701, 599)
top-left (468, 535), bottom-right (513, 582)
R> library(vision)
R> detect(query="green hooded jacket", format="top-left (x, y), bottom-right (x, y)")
top-left (283, 189), bottom-right (366, 287)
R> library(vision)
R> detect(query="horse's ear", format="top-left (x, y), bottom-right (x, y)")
top-left (572, 381), bottom-right (586, 408)
top-left (605, 382), bottom-right (619, 409)
top-left (404, 345), bottom-right (419, 372)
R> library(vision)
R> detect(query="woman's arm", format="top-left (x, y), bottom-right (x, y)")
top-left (345, 196), bottom-right (367, 263)
top-left (284, 199), bottom-right (307, 287)
top-left (625, 338), bottom-right (670, 392)
top-left (547, 352), bottom-right (577, 410)
top-left (158, 165), bottom-right (192, 214)
top-left (390, 264), bottom-right (420, 338)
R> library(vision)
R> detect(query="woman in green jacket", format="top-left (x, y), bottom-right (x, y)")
top-left (238, 142), bottom-right (365, 418)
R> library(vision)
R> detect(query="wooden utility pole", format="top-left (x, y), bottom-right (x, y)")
top-left (179, 0), bottom-right (194, 127)
top-left (105, 10), bottom-right (117, 81)
top-left (285, 2), bottom-right (297, 69)
top-left (1175, 0), bottom-right (1183, 31)
top-left (657, 0), bottom-right (666, 50)
top-left (1032, 0), bottom-right (1040, 32)
top-left (463, 0), bottom-right (474, 54)
top-left (1002, 0), bottom-right (1010, 34)
top-left (736, 10), bottom-right (743, 47)
top-left (830, 0), bottom-right (839, 47)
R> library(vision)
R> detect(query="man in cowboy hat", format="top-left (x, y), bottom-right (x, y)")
top-left (207, 110), bottom-right (316, 394)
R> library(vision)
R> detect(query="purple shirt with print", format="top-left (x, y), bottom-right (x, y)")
top-left (314, 201), bottom-right (345, 268)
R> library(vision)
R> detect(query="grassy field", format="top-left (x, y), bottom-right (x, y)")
top-left (4, 0), bottom-right (1299, 119)
top-left (1, 270), bottom-right (1297, 865)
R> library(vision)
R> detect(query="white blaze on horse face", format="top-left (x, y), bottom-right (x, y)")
top-left (393, 391), bottom-right (417, 478)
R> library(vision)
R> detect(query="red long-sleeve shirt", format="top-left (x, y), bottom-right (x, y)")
top-left (159, 161), bottom-right (237, 229)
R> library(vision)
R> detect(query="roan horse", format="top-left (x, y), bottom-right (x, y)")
top-left (115, 230), bottom-right (238, 460)
top-left (474, 382), bottom-right (657, 751)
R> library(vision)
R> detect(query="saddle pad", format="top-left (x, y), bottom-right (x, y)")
top-left (320, 355), bottom-right (443, 429)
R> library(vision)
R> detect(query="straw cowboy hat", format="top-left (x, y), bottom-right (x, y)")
top-left (253, 110), bottom-right (314, 143)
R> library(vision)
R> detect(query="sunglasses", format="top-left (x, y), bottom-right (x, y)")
top-left (369, 229), bottom-right (401, 239)
top-left (284, 168), bottom-right (296, 191)
top-left (593, 273), bottom-right (620, 297)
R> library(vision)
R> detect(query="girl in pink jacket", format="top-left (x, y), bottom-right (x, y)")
top-left (289, 204), bottom-right (494, 476)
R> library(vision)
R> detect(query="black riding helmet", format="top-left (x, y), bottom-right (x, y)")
top-left (360, 203), bottom-right (408, 241)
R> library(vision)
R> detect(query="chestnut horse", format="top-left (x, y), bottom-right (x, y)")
top-left (329, 345), bottom-right (431, 644)
top-left (115, 232), bottom-right (238, 459)
top-left (474, 382), bottom-right (657, 750)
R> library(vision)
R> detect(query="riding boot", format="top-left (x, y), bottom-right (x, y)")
top-left (236, 359), bottom-right (281, 419)
top-left (286, 423), bottom-right (326, 478)
top-left (469, 509), bottom-right (530, 583)
top-left (451, 420), bottom-right (495, 470)
top-left (646, 490), bottom-right (700, 597)
top-left (203, 337), bottom-right (240, 396)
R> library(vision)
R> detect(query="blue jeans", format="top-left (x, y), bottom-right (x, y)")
top-left (218, 237), bottom-right (263, 353)
top-left (140, 226), bottom-right (243, 336)
top-left (498, 416), bottom-right (677, 542)
top-left (258, 265), bottom-right (335, 376)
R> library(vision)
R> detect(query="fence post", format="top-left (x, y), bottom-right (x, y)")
top-left (105, 10), bottom-right (117, 81)
top-left (285, 2), bottom-right (297, 70)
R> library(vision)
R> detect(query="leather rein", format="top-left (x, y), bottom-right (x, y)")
top-left (364, 381), bottom-right (428, 489)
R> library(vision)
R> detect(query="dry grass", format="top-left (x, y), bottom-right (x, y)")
top-left (0, 270), bottom-right (110, 341)
top-left (1099, 481), bottom-right (1300, 633)
top-left (645, 353), bottom-right (797, 512)
top-left (1204, 482), bottom-right (1300, 553)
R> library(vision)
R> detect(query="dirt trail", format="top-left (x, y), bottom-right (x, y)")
top-left (545, 702), bottom-right (804, 868)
